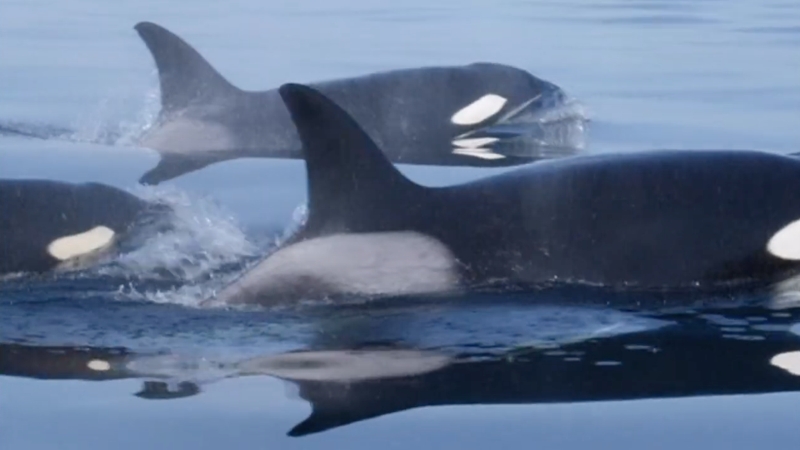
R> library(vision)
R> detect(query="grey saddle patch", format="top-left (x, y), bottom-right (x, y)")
top-left (216, 231), bottom-right (461, 306)
top-left (139, 118), bottom-right (236, 154)
top-left (237, 349), bottom-right (453, 382)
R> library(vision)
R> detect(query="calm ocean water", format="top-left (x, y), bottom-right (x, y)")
top-left (2, 0), bottom-right (800, 448)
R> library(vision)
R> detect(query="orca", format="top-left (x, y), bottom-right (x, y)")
top-left (0, 179), bottom-right (170, 276)
top-left (284, 316), bottom-right (800, 436)
top-left (211, 83), bottom-right (800, 306)
top-left (5, 308), bottom-right (800, 438)
top-left (133, 21), bottom-right (579, 185)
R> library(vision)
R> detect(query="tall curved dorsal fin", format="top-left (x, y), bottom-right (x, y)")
top-left (134, 21), bottom-right (239, 113)
top-left (277, 83), bottom-right (427, 234)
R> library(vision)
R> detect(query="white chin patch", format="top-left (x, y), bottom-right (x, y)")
top-left (452, 137), bottom-right (504, 160)
top-left (770, 351), bottom-right (800, 376)
top-left (451, 94), bottom-right (507, 126)
top-left (767, 218), bottom-right (800, 260)
top-left (47, 226), bottom-right (116, 261)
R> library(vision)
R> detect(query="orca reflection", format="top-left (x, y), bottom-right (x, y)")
top-left (3, 307), bottom-right (800, 437)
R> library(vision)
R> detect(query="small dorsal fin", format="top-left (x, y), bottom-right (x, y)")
top-left (277, 83), bottom-right (425, 234)
top-left (134, 22), bottom-right (239, 113)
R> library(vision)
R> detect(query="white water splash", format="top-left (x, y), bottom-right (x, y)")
top-left (0, 73), bottom-right (161, 148)
top-left (275, 202), bottom-right (308, 246)
top-left (66, 75), bottom-right (161, 148)
top-left (120, 282), bottom-right (229, 309)
top-left (508, 96), bottom-right (590, 150)
top-left (116, 200), bottom-right (311, 308)
top-left (511, 93), bottom-right (590, 125)
top-left (462, 90), bottom-right (591, 161)
top-left (98, 184), bottom-right (259, 283)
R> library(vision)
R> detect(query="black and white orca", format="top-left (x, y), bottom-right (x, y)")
top-left (133, 21), bottom-right (575, 184)
top-left (211, 83), bottom-right (800, 306)
top-left (0, 179), bottom-right (170, 275)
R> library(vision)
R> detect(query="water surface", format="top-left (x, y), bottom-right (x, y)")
top-left (2, 0), bottom-right (800, 448)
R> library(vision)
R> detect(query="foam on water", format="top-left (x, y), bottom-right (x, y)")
top-left (0, 184), bottom-right (267, 307)
top-left (472, 92), bottom-right (591, 159)
top-left (0, 81), bottom-right (161, 149)
top-left (115, 201), bottom-right (310, 309)
top-left (99, 184), bottom-right (259, 281)
top-left (66, 79), bottom-right (162, 148)
top-left (486, 99), bottom-right (590, 158)
top-left (35, 184), bottom-right (270, 309)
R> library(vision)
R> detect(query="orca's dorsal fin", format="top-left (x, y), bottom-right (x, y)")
top-left (134, 22), bottom-right (239, 114)
top-left (277, 83), bottom-right (426, 233)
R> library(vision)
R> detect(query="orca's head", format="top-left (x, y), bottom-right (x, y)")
top-left (45, 190), bottom-right (175, 272)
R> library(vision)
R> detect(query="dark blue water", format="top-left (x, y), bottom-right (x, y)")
top-left (3, 0), bottom-right (800, 448)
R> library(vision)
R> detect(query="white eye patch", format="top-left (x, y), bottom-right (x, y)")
top-left (47, 226), bottom-right (116, 261)
top-left (87, 359), bottom-right (112, 371)
top-left (451, 94), bottom-right (507, 126)
top-left (771, 351), bottom-right (800, 376)
top-left (767, 218), bottom-right (800, 260)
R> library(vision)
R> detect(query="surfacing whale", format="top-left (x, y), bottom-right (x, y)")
top-left (209, 83), bottom-right (800, 306)
top-left (133, 21), bottom-right (580, 185)
top-left (0, 179), bottom-right (170, 276)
